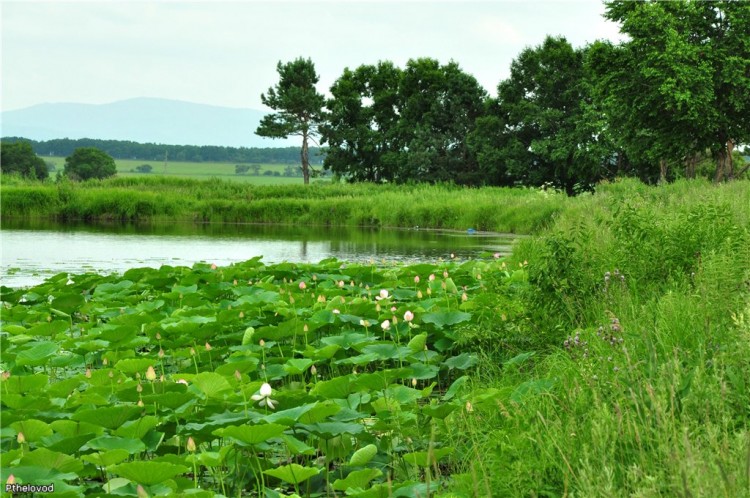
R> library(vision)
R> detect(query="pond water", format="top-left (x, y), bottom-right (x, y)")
top-left (1, 219), bottom-right (516, 288)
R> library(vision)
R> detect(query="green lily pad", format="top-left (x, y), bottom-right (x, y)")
top-left (264, 463), bottom-right (320, 485)
top-left (214, 423), bottom-right (286, 446)
top-left (333, 468), bottom-right (383, 491)
top-left (109, 461), bottom-right (189, 486)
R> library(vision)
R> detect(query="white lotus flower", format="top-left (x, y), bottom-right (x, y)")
top-left (251, 382), bottom-right (277, 410)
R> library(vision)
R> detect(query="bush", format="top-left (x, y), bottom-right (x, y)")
top-left (135, 164), bottom-right (153, 173)
top-left (235, 164), bottom-right (250, 175)
top-left (64, 147), bottom-right (117, 180)
top-left (0, 141), bottom-right (48, 180)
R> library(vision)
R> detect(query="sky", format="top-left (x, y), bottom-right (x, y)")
top-left (1, 1), bottom-right (625, 112)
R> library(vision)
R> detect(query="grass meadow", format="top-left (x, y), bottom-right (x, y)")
top-left (1, 176), bottom-right (749, 496)
top-left (42, 156), bottom-right (315, 185)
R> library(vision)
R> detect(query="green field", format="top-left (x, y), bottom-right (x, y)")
top-left (43, 157), bottom-right (321, 185)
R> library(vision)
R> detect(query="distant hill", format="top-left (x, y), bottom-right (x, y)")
top-left (0, 97), bottom-right (297, 148)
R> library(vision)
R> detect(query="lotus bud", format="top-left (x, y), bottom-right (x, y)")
top-left (137, 484), bottom-right (150, 498)
top-left (239, 311), bottom-right (245, 318)
top-left (205, 342), bottom-right (212, 351)
top-left (311, 364), bottom-right (317, 376)
top-left (158, 348), bottom-right (165, 358)
top-left (299, 281), bottom-right (306, 290)
top-left (234, 370), bottom-right (242, 381)
top-left (414, 275), bottom-right (420, 284)
top-left (17, 432), bottom-right (25, 444)
top-left (85, 368), bottom-right (92, 378)
top-left (138, 399), bottom-right (144, 407)
top-left (303, 324), bottom-right (309, 332)
top-left (145, 366), bottom-right (157, 381)
top-left (462, 293), bottom-right (468, 302)
top-left (156, 332), bottom-right (162, 341)
top-left (411, 378), bottom-right (417, 387)
top-left (259, 339), bottom-right (265, 347)
top-left (187, 436), bottom-right (197, 452)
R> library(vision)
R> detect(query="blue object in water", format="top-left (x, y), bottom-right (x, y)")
top-left (467, 228), bottom-right (476, 234)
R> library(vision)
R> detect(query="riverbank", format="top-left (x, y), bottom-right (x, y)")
top-left (1, 177), bottom-right (749, 496)
top-left (0, 176), bottom-right (569, 234)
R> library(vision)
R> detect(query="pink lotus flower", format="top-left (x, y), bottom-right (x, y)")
top-left (404, 310), bottom-right (414, 322)
top-left (299, 281), bottom-right (307, 290)
top-left (414, 275), bottom-right (420, 284)
top-left (381, 319), bottom-right (391, 331)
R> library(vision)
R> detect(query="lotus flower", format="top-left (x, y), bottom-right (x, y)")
top-left (251, 382), bottom-right (277, 410)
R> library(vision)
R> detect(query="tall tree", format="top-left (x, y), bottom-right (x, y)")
top-left (321, 62), bottom-right (402, 182)
top-left (395, 58), bottom-right (487, 184)
top-left (598, 0), bottom-right (750, 181)
top-left (256, 58), bottom-right (325, 184)
top-left (474, 36), bottom-right (613, 192)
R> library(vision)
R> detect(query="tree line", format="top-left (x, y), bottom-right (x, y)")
top-left (258, 0), bottom-right (749, 190)
top-left (0, 137), bottom-right (324, 165)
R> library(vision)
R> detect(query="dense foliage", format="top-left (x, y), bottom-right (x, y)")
top-left (0, 141), bottom-right (48, 180)
top-left (306, 0), bottom-right (749, 189)
top-left (0, 137), bottom-right (324, 166)
top-left (0, 257), bottom-right (497, 496)
top-left (64, 148), bottom-right (117, 181)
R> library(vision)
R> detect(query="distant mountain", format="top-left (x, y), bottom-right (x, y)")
top-left (0, 98), bottom-right (296, 148)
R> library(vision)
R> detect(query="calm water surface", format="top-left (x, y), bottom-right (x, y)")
top-left (1, 220), bottom-right (516, 288)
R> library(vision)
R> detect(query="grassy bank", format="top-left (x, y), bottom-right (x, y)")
top-left (1, 178), bottom-right (749, 496)
top-left (448, 177), bottom-right (750, 495)
top-left (0, 176), bottom-right (569, 234)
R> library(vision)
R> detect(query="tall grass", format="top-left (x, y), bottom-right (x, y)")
top-left (449, 177), bottom-right (750, 496)
top-left (0, 176), bottom-right (569, 233)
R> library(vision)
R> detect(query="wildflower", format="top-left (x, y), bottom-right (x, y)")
top-left (404, 310), bottom-right (414, 322)
top-left (187, 436), bottom-right (197, 452)
top-left (251, 382), bottom-right (277, 410)
top-left (145, 366), bottom-right (157, 381)
top-left (299, 281), bottom-right (306, 290)
top-left (381, 319), bottom-right (391, 331)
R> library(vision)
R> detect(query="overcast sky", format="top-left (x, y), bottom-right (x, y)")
top-left (1, 1), bottom-right (624, 112)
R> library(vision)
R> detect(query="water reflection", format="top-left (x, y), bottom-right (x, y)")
top-left (1, 219), bottom-right (516, 288)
